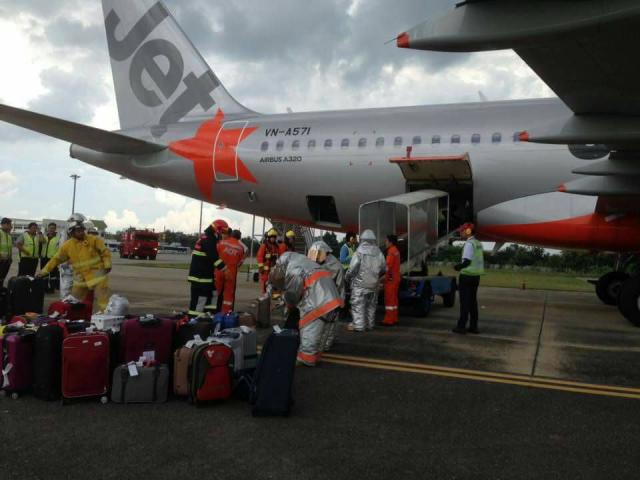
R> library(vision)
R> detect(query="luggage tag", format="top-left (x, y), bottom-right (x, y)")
top-left (127, 362), bottom-right (139, 377)
top-left (1, 363), bottom-right (13, 388)
top-left (50, 311), bottom-right (60, 319)
top-left (213, 323), bottom-right (221, 335)
top-left (273, 325), bottom-right (283, 334)
top-left (240, 325), bottom-right (252, 334)
top-left (142, 351), bottom-right (155, 363)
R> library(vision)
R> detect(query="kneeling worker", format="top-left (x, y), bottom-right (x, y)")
top-left (37, 214), bottom-right (112, 311)
top-left (270, 252), bottom-right (343, 366)
top-left (452, 223), bottom-right (485, 334)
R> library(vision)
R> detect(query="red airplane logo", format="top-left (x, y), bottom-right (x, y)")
top-left (169, 109), bottom-right (258, 200)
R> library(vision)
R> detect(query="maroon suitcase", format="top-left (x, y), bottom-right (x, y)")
top-left (119, 316), bottom-right (174, 364)
top-left (0, 329), bottom-right (35, 398)
top-left (61, 331), bottom-right (110, 403)
top-left (48, 300), bottom-right (93, 321)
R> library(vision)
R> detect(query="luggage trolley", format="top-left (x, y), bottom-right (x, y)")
top-left (359, 190), bottom-right (457, 317)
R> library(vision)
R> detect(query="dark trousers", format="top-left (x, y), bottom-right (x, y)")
top-left (0, 259), bottom-right (11, 287)
top-left (40, 258), bottom-right (59, 292)
top-left (189, 282), bottom-right (215, 316)
top-left (457, 274), bottom-right (480, 330)
top-left (18, 257), bottom-right (39, 277)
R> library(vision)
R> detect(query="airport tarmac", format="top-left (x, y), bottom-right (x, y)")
top-left (2, 255), bottom-right (640, 479)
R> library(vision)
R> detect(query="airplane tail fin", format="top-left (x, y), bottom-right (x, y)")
top-left (102, 0), bottom-right (252, 135)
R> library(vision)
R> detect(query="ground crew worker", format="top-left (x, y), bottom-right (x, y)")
top-left (187, 219), bottom-right (227, 317)
top-left (382, 235), bottom-right (401, 327)
top-left (346, 229), bottom-right (386, 332)
top-left (256, 228), bottom-right (280, 294)
top-left (40, 222), bottom-right (61, 293)
top-left (216, 227), bottom-right (246, 313)
top-left (340, 232), bottom-right (357, 270)
top-left (279, 230), bottom-right (296, 254)
top-left (308, 241), bottom-right (345, 352)
top-left (0, 218), bottom-right (13, 287)
top-left (452, 223), bottom-right (485, 334)
top-left (231, 229), bottom-right (248, 260)
top-left (37, 215), bottom-right (112, 312)
top-left (270, 252), bottom-right (343, 366)
top-left (16, 222), bottom-right (42, 276)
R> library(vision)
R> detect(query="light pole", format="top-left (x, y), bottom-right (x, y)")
top-left (198, 201), bottom-right (204, 234)
top-left (70, 174), bottom-right (80, 214)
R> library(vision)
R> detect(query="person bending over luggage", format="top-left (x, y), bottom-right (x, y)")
top-left (270, 252), bottom-right (343, 367)
top-left (307, 241), bottom-right (345, 352)
top-left (37, 214), bottom-right (112, 312)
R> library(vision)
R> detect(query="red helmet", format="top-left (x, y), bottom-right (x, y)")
top-left (458, 222), bottom-right (475, 236)
top-left (212, 219), bottom-right (229, 233)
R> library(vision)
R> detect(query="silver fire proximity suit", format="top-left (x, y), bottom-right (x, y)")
top-left (345, 230), bottom-right (386, 331)
top-left (308, 241), bottom-right (346, 352)
top-left (270, 252), bottom-right (343, 366)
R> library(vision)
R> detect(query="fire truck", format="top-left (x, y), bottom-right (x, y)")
top-left (119, 229), bottom-right (159, 260)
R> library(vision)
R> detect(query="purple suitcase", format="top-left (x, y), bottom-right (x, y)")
top-left (1, 329), bottom-right (35, 398)
top-left (119, 316), bottom-right (174, 364)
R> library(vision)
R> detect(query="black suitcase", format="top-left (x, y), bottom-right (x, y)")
top-left (33, 323), bottom-right (64, 401)
top-left (174, 317), bottom-right (214, 349)
top-left (8, 276), bottom-right (45, 316)
top-left (251, 328), bottom-right (299, 417)
top-left (0, 287), bottom-right (8, 322)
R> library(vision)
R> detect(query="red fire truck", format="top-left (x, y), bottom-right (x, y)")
top-left (119, 229), bottom-right (159, 260)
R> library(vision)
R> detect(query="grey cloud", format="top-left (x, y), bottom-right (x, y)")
top-left (44, 17), bottom-right (104, 50)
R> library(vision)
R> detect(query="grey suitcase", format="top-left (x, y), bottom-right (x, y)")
top-left (111, 364), bottom-right (169, 403)
top-left (256, 295), bottom-right (271, 328)
top-left (223, 327), bottom-right (258, 370)
top-left (211, 331), bottom-right (244, 373)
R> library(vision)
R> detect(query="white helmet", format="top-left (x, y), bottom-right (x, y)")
top-left (307, 241), bottom-right (331, 263)
top-left (67, 213), bottom-right (87, 235)
top-left (360, 229), bottom-right (376, 242)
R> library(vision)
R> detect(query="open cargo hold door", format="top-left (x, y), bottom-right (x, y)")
top-left (359, 190), bottom-right (448, 274)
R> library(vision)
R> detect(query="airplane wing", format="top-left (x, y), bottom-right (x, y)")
top-left (0, 104), bottom-right (166, 155)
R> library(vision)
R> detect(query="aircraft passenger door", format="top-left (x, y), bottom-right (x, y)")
top-left (213, 120), bottom-right (249, 182)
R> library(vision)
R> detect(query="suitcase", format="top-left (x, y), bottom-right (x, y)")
top-left (256, 295), bottom-right (271, 328)
top-left (0, 328), bottom-right (35, 398)
top-left (33, 323), bottom-right (64, 401)
top-left (61, 331), bottom-right (110, 403)
top-left (174, 317), bottom-right (214, 349)
top-left (48, 300), bottom-right (93, 321)
top-left (211, 330), bottom-right (244, 373)
top-left (190, 342), bottom-right (234, 404)
top-left (111, 364), bottom-right (169, 404)
top-left (0, 287), bottom-right (8, 321)
top-left (221, 327), bottom-right (258, 371)
top-left (238, 312), bottom-right (257, 329)
top-left (174, 346), bottom-right (196, 396)
top-left (91, 314), bottom-right (125, 332)
top-left (60, 320), bottom-right (90, 337)
top-left (119, 316), bottom-right (174, 364)
top-left (251, 328), bottom-right (299, 417)
top-left (8, 276), bottom-right (45, 316)
top-left (213, 312), bottom-right (239, 330)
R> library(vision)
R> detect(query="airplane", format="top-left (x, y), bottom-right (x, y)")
top-left (1, 0), bottom-right (639, 326)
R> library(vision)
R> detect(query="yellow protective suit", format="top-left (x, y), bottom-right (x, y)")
top-left (41, 235), bottom-right (113, 311)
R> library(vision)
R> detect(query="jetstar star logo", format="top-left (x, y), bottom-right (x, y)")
top-left (169, 109), bottom-right (258, 200)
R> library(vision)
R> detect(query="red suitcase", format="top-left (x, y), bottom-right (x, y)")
top-left (48, 300), bottom-right (93, 321)
top-left (0, 328), bottom-right (35, 399)
top-left (61, 332), bottom-right (109, 403)
top-left (190, 342), bottom-right (234, 405)
top-left (119, 316), bottom-right (174, 364)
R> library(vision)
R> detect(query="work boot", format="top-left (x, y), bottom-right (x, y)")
top-left (347, 323), bottom-right (364, 332)
top-left (452, 327), bottom-right (467, 335)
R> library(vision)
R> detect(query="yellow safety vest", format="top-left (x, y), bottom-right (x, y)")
top-left (461, 238), bottom-right (485, 276)
top-left (20, 233), bottom-right (40, 259)
top-left (0, 231), bottom-right (12, 260)
top-left (41, 234), bottom-right (60, 259)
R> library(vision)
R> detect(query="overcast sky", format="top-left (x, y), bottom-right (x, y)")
top-left (0, 0), bottom-right (553, 234)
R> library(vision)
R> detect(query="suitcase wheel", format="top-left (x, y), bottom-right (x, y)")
top-left (10, 392), bottom-right (19, 400)
top-left (100, 396), bottom-right (108, 405)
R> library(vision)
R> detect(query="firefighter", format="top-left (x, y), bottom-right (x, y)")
top-left (187, 219), bottom-right (227, 317)
top-left (16, 222), bottom-right (42, 276)
top-left (256, 228), bottom-right (280, 294)
top-left (279, 230), bottom-right (296, 254)
top-left (40, 222), bottom-right (61, 292)
top-left (0, 217), bottom-right (13, 288)
top-left (37, 214), bottom-right (112, 311)
top-left (382, 235), bottom-right (401, 326)
top-left (270, 252), bottom-right (343, 366)
top-left (452, 223), bottom-right (485, 335)
top-left (216, 227), bottom-right (246, 313)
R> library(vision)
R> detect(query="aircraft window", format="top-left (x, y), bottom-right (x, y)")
top-left (376, 137), bottom-right (384, 147)
top-left (308, 139), bottom-right (316, 150)
top-left (513, 132), bottom-right (520, 142)
top-left (394, 136), bottom-right (403, 147)
top-left (451, 134), bottom-right (461, 144)
top-left (471, 133), bottom-right (481, 144)
top-left (324, 139), bottom-right (333, 149)
top-left (276, 140), bottom-right (284, 151)
top-left (292, 140), bottom-right (300, 150)
top-left (492, 132), bottom-right (502, 144)
top-left (341, 138), bottom-right (350, 149)
top-left (260, 141), bottom-right (269, 152)
top-left (412, 136), bottom-right (422, 145)
top-left (358, 138), bottom-right (367, 148)
top-left (432, 135), bottom-right (441, 144)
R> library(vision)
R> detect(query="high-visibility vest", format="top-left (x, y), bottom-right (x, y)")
top-left (41, 234), bottom-right (60, 259)
top-left (20, 233), bottom-right (40, 259)
top-left (341, 245), bottom-right (355, 269)
top-left (461, 238), bottom-right (485, 276)
top-left (0, 231), bottom-right (12, 260)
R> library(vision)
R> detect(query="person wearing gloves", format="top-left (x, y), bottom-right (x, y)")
top-left (256, 228), bottom-right (280, 294)
top-left (345, 229), bottom-right (386, 332)
top-left (307, 241), bottom-right (345, 352)
top-left (270, 252), bottom-right (343, 366)
top-left (37, 214), bottom-right (112, 312)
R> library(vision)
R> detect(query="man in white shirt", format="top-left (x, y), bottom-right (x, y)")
top-left (452, 223), bottom-right (485, 335)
